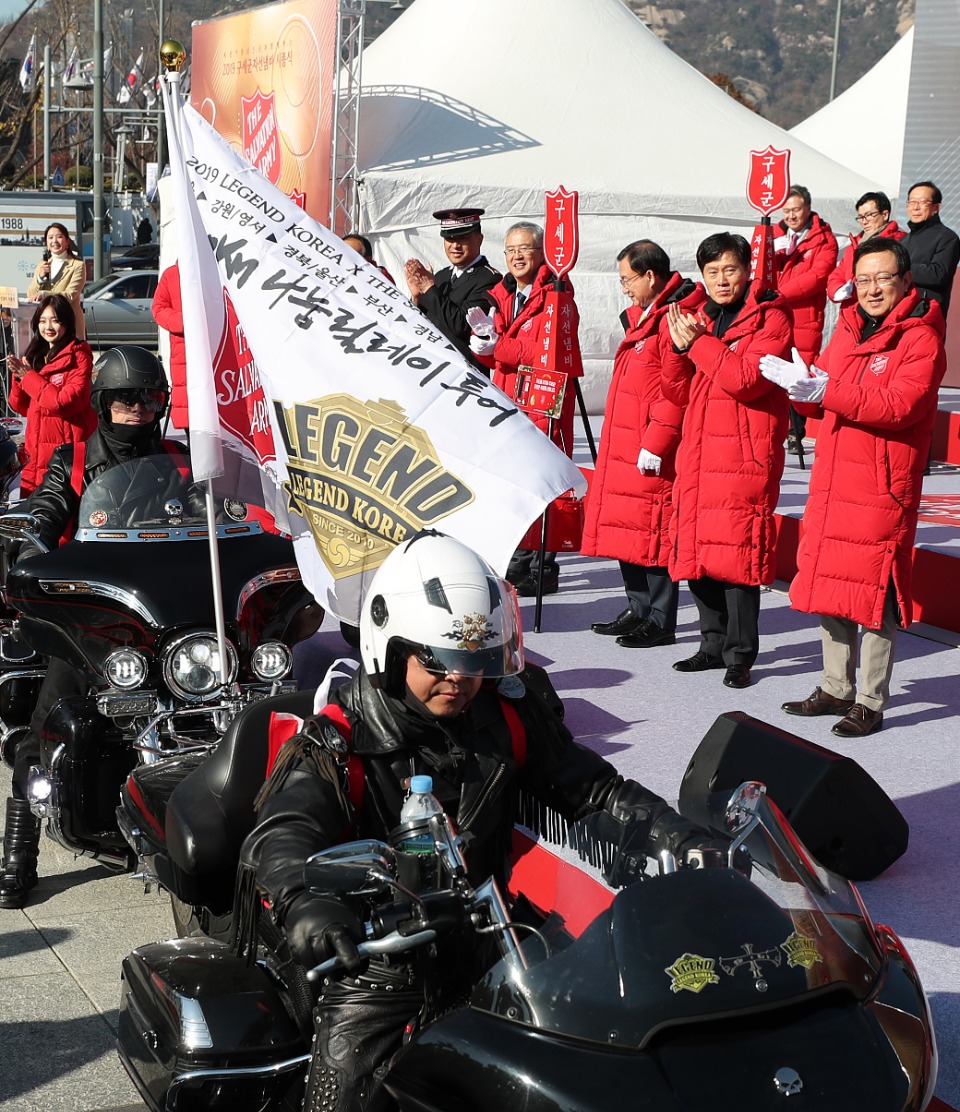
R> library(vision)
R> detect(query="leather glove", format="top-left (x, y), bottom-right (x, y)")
top-left (759, 346), bottom-right (809, 390)
top-left (469, 334), bottom-right (498, 357)
top-left (284, 893), bottom-right (365, 974)
top-left (465, 306), bottom-right (496, 338)
top-left (637, 448), bottom-right (662, 475)
top-left (831, 279), bottom-right (855, 302)
top-left (787, 366), bottom-right (828, 404)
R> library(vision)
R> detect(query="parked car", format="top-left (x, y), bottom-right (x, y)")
top-left (82, 270), bottom-right (159, 349)
top-left (111, 243), bottom-right (161, 271)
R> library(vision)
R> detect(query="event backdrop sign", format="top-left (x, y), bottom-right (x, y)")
top-left (190, 0), bottom-right (337, 224)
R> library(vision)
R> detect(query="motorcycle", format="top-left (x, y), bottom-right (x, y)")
top-left (0, 417), bottom-right (46, 771)
top-left (115, 699), bottom-right (937, 1112)
top-left (0, 452), bottom-right (319, 871)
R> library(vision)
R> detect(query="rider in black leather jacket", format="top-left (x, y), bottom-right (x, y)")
top-left (248, 531), bottom-right (712, 1112)
top-left (0, 347), bottom-right (174, 909)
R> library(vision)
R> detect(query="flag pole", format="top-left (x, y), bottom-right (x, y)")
top-left (160, 44), bottom-right (231, 690)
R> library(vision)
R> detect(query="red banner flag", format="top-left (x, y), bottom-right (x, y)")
top-left (750, 222), bottom-right (777, 290)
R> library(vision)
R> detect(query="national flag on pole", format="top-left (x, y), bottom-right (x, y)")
top-left (159, 78), bottom-right (585, 622)
top-left (19, 34), bottom-right (36, 93)
top-left (142, 74), bottom-right (158, 109)
top-left (118, 50), bottom-right (143, 104)
top-left (62, 46), bottom-right (79, 88)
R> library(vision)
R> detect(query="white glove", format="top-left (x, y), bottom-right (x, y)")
top-left (465, 306), bottom-right (496, 338)
top-left (832, 279), bottom-right (855, 302)
top-left (773, 235), bottom-right (790, 253)
top-left (469, 334), bottom-right (498, 357)
top-left (759, 346), bottom-right (810, 390)
top-left (637, 449), bottom-right (662, 475)
top-left (787, 366), bottom-right (829, 404)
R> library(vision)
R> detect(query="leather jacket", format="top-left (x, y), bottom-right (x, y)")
top-left (248, 668), bottom-right (699, 927)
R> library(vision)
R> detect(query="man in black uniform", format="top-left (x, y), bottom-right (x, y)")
top-left (248, 531), bottom-right (715, 1111)
top-left (404, 207), bottom-right (501, 372)
top-left (0, 347), bottom-right (174, 908)
top-left (903, 180), bottom-right (960, 322)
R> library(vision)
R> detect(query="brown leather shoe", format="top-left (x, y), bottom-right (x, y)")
top-left (782, 687), bottom-right (854, 717)
top-left (831, 704), bottom-right (883, 738)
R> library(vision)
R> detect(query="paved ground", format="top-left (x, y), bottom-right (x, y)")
top-left (0, 761), bottom-right (165, 1111)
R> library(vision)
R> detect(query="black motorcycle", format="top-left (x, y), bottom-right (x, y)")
top-left (116, 706), bottom-right (937, 1112)
top-left (0, 453), bottom-right (318, 871)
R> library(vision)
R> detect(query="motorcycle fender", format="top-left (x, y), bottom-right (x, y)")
top-left (118, 937), bottom-right (306, 1112)
top-left (43, 696), bottom-right (135, 855)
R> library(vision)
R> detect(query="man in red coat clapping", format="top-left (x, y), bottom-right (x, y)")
top-left (760, 237), bottom-right (945, 737)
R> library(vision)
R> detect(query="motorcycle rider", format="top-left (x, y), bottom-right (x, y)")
top-left (248, 530), bottom-right (715, 1111)
top-left (0, 346), bottom-right (175, 908)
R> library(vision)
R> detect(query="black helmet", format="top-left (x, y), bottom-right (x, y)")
top-left (91, 346), bottom-right (168, 420)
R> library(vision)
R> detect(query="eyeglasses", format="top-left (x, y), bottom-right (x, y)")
top-left (906, 197), bottom-right (936, 208)
top-left (853, 273), bottom-right (900, 289)
top-left (619, 273), bottom-right (643, 290)
top-left (504, 244), bottom-right (538, 257)
top-left (782, 206), bottom-right (807, 216)
top-left (105, 388), bottom-right (166, 412)
top-left (856, 210), bottom-right (884, 223)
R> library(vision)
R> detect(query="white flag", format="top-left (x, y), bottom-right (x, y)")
top-left (160, 83), bottom-right (585, 622)
top-left (103, 40), bottom-right (114, 75)
top-left (142, 74), bottom-right (158, 108)
top-left (62, 46), bottom-right (79, 88)
top-left (19, 34), bottom-right (36, 93)
top-left (117, 50), bottom-right (143, 105)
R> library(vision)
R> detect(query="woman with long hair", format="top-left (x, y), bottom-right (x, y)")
top-left (27, 222), bottom-right (87, 340)
top-left (6, 294), bottom-right (96, 495)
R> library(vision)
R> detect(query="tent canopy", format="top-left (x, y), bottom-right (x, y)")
top-left (357, 0), bottom-right (876, 405)
top-left (790, 28), bottom-right (912, 202)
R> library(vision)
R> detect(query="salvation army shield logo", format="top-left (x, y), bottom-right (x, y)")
top-left (545, 185), bottom-right (579, 280)
top-left (241, 89), bottom-right (281, 185)
top-left (746, 146), bottom-right (791, 217)
top-left (213, 290), bottom-right (276, 467)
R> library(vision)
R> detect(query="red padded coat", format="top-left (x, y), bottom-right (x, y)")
top-left (151, 264), bottom-right (189, 430)
top-left (483, 265), bottom-right (581, 456)
top-left (775, 213), bottom-right (838, 364)
top-left (826, 222), bottom-right (907, 310)
top-left (581, 275), bottom-right (703, 566)
top-left (661, 282), bottom-right (792, 586)
top-left (9, 339), bottom-right (96, 494)
top-left (789, 290), bottom-right (945, 629)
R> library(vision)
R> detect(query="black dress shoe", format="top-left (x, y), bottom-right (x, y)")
top-left (616, 619), bottom-right (676, 648)
top-left (722, 664), bottom-right (751, 689)
top-left (832, 704), bottom-right (883, 738)
top-left (591, 608), bottom-right (643, 636)
top-left (515, 569), bottom-right (559, 597)
top-left (782, 687), bottom-right (854, 717)
top-left (673, 651), bottom-right (725, 673)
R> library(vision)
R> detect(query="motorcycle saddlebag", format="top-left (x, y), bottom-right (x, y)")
top-left (118, 937), bottom-right (307, 1112)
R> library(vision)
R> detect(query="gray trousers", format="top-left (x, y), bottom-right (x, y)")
top-left (819, 586), bottom-right (898, 712)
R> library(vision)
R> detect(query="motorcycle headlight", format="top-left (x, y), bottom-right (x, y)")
top-left (163, 633), bottom-right (238, 701)
top-left (250, 641), bottom-right (293, 682)
top-left (105, 649), bottom-right (148, 690)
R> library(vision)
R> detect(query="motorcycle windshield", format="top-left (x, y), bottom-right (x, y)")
top-left (475, 791), bottom-right (883, 1048)
top-left (74, 455), bottom-right (260, 539)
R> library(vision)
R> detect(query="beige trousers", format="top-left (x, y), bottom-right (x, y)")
top-left (819, 585), bottom-right (898, 713)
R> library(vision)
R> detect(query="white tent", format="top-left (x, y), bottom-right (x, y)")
top-left (356, 0), bottom-right (876, 407)
top-left (790, 28), bottom-right (913, 202)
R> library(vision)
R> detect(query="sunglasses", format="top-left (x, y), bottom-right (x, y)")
top-left (105, 389), bottom-right (166, 412)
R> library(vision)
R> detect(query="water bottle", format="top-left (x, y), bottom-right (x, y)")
top-left (396, 775), bottom-right (442, 889)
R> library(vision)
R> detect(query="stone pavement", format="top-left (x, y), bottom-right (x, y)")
top-left (0, 763), bottom-right (166, 1112)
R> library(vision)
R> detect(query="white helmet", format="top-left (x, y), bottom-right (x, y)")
top-left (360, 531), bottom-right (524, 697)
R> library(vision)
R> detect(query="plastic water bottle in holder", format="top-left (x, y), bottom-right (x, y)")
top-left (396, 775), bottom-right (442, 890)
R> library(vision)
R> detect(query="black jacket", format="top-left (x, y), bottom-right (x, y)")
top-left (904, 214), bottom-right (960, 318)
top-left (248, 668), bottom-right (696, 926)
top-left (417, 257), bottom-right (502, 372)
